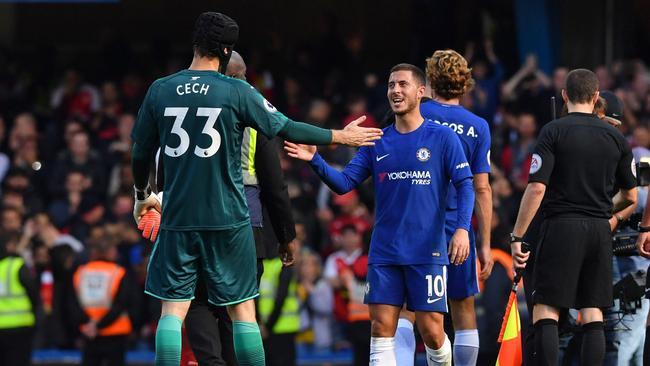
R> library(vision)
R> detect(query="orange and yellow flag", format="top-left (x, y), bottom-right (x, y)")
top-left (495, 292), bottom-right (522, 366)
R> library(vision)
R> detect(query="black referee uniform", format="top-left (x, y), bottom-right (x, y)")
top-left (529, 112), bottom-right (635, 310)
top-left (526, 111), bottom-right (636, 365)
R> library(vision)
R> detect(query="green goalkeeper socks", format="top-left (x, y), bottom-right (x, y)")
top-left (233, 321), bottom-right (266, 366)
top-left (155, 314), bottom-right (182, 366)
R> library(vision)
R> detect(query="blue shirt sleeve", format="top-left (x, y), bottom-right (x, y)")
top-left (443, 131), bottom-right (475, 231)
top-left (471, 121), bottom-right (491, 174)
top-left (308, 148), bottom-right (373, 195)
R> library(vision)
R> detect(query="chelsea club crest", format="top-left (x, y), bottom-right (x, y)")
top-left (416, 147), bottom-right (431, 162)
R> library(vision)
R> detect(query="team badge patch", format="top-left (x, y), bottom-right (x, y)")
top-left (530, 153), bottom-right (542, 174)
top-left (416, 147), bottom-right (431, 162)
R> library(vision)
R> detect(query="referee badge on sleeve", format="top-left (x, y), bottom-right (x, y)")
top-left (632, 159), bottom-right (637, 178)
top-left (530, 154), bottom-right (542, 174)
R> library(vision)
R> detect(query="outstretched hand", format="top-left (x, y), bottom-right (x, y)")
top-left (333, 116), bottom-right (383, 147)
top-left (284, 142), bottom-right (317, 161)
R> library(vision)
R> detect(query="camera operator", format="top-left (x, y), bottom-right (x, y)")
top-left (510, 69), bottom-right (637, 366)
top-left (597, 90), bottom-right (650, 366)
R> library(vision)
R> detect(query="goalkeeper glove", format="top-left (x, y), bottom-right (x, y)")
top-left (139, 209), bottom-right (161, 242)
top-left (133, 187), bottom-right (161, 224)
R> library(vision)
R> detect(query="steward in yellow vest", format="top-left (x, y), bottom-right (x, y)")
top-left (0, 231), bottom-right (38, 366)
top-left (259, 257), bottom-right (300, 366)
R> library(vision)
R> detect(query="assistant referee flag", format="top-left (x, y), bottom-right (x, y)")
top-left (495, 292), bottom-right (522, 366)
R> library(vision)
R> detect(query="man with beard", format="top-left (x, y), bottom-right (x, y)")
top-left (285, 63), bottom-right (474, 366)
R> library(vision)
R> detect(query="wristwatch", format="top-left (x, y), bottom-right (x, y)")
top-left (639, 224), bottom-right (650, 233)
top-left (509, 233), bottom-right (524, 244)
top-left (134, 186), bottom-right (151, 201)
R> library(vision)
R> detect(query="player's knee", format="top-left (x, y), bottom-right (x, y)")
top-left (419, 325), bottom-right (446, 349)
top-left (371, 318), bottom-right (397, 337)
top-left (532, 303), bottom-right (560, 323)
top-left (449, 297), bottom-right (477, 329)
top-left (161, 300), bottom-right (191, 320)
top-left (415, 313), bottom-right (445, 348)
top-left (227, 299), bottom-right (257, 322)
top-left (579, 307), bottom-right (603, 323)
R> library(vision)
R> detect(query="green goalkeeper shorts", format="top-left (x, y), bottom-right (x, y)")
top-left (145, 224), bottom-right (258, 305)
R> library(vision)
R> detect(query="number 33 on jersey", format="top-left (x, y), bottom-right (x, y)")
top-left (131, 70), bottom-right (290, 231)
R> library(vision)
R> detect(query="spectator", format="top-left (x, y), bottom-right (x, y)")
top-left (48, 169), bottom-right (93, 229)
top-left (106, 113), bottom-right (134, 164)
top-left (343, 94), bottom-right (379, 129)
top-left (298, 249), bottom-right (334, 351)
top-left (325, 190), bottom-right (371, 253)
top-left (1, 205), bottom-right (23, 232)
top-left (465, 40), bottom-right (505, 124)
top-left (50, 69), bottom-right (101, 121)
top-left (500, 112), bottom-right (538, 192)
top-left (323, 224), bottom-right (370, 366)
top-left (3, 168), bottom-right (44, 216)
top-left (49, 130), bottom-right (107, 199)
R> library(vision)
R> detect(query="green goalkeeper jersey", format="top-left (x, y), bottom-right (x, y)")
top-left (132, 69), bottom-right (289, 230)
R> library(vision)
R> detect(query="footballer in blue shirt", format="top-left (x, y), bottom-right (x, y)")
top-left (396, 50), bottom-right (493, 366)
top-left (285, 64), bottom-right (475, 366)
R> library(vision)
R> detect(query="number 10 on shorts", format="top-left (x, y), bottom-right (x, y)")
top-left (426, 267), bottom-right (447, 302)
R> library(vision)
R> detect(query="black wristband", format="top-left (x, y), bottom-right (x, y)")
top-left (134, 186), bottom-right (151, 201)
top-left (509, 233), bottom-right (524, 244)
top-left (639, 224), bottom-right (650, 233)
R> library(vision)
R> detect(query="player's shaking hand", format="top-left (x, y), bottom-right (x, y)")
top-left (331, 115), bottom-right (383, 147)
top-left (284, 142), bottom-right (317, 162)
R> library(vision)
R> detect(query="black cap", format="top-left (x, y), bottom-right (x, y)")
top-left (193, 12), bottom-right (239, 49)
top-left (192, 12), bottom-right (239, 73)
top-left (600, 90), bottom-right (623, 125)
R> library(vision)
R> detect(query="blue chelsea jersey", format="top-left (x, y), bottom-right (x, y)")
top-left (420, 100), bottom-right (491, 219)
top-left (336, 120), bottom-right (473, 265)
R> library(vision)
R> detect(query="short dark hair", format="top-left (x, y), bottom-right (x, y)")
top-left (565, 69), bottom-right (599, 104)
top-left (192, 12), bottom-right (239, 60)
top-left (390, 63), bottom-right (426, 86)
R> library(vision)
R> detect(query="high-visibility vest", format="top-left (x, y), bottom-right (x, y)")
top-left (0, 257), bottom-right (35, 329)
top-left (241, 128), bottom-right (259, 186)
top-left (258, 258), bottom-right (300, 334)
top-left (73, 261), bottom-right (132, 336)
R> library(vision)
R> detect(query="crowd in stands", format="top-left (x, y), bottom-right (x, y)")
top-left (1, 32), bottom-right (650, 363)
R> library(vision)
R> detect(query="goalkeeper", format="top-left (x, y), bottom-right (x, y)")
top-left (131, 12), bottom-right (382, 366)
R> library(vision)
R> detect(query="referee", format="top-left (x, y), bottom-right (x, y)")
top-left (509, 69), bottom-right (637, 366)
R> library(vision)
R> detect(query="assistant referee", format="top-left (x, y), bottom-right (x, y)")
top-left (509, 69), bottom-right (637, 366)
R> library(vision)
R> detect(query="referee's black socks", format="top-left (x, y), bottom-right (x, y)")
top-left (533, 319), bottom-right (558, 366)
top-left (581, 321), bottom-right (605, 365)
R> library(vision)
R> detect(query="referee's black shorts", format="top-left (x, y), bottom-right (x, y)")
top-left (532, 217), bottom-right (613, 309)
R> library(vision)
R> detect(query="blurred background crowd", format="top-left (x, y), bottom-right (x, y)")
top-left (0, 0), bottom-right (649, 364)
